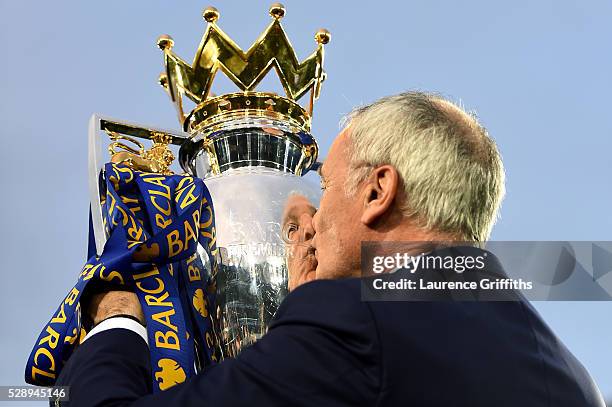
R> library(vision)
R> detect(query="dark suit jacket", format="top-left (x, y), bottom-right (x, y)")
top-left (55, 247), bottom-right (605, 406)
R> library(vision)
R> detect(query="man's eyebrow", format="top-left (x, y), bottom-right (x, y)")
top-left (285, 211), bottom-right (298, 222)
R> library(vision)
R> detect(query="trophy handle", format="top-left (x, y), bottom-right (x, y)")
top-left (87, 114), bottom-right (190, 255)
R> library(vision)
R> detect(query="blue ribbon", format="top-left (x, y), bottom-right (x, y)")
top-left (25, 163), bottom-right (219, 392)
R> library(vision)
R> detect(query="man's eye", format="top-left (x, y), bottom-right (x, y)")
top-left (282, 223), bottom-right (299, 243)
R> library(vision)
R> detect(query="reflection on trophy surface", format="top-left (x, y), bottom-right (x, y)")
top-left (189, 140), bottom-right (321, 358)
top-left (89, 3), bottom-right (330, 360)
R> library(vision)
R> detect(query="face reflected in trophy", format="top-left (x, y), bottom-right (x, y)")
top-left (88, 3), bottom-right (329, 361)
top-left (282, 194), bottom-right (318, 292)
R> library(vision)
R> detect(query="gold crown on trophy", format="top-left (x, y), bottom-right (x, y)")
top-left (156, 3), bottom-right (330, 134)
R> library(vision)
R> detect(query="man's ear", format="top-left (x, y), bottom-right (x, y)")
top-left (360, 165), bottom-right (400, 226)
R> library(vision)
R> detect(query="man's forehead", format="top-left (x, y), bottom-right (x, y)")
top-left (283, 195), bottom-right (316, 220)
top-left (320, 128), bottom-right (350, 177)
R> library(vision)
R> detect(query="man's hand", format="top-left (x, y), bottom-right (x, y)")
top-left (282, 194), bottom-right (318, 292)
top-left (87, 290), bottom-right (144, 326)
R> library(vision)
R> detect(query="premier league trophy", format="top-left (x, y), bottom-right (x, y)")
top-left (26, 3), bottom-right (329, 390)
top-left (89, 3), bottom-right (328, 360)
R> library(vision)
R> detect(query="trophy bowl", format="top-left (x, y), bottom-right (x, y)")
top-left (180, 116), bottom-right (321, 358)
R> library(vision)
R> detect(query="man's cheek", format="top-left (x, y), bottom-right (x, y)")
top-left (314, 233), bottom-right (331, 266)
top-left (315, 209), bottom-right (332, 235)
top-left (291, 245), bottom-right (306, 259)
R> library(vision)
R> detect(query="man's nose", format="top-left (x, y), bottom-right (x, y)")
top-left (311, 210), bottom-right (319, 248)
top-left (299, 213), bottom-right (315, 242)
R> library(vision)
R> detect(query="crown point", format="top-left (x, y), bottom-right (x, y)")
top-left (269, 3), bottom-right (285, 19)
top-left (315, 28), bottom-right (331, 45)
top-left (203, 6), bottom-right (219, 23)
top-left (157, 35), bottom-right (174, 51)
top-left (158, 73), bottom-right (169, 89)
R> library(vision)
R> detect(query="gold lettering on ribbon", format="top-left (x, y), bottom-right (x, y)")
top-left (38, 326), bottom-right (60, 349)
top-left (80, 264), bottom-right (101, 281)
top-left (136, 277), bottom-right (164, 295)
top-left (146, 291), bottom-right (172, 308)
top-left (155, 331), bottom-right (180, 350)
top-left (121, 195), bottom-right (142, 217)
top-left (199, 198), bottom-right (213, 229)
top-left (100, 267), bottom-right (125, 285)
top-left (152, 196), bottom-right (172, 216)
top-left (142, 175), bottom-right (173, 229)
top-left (166, 215), bottom-right (201, 258)
top-left (175, 176), bottom-right (193, 194)
top-left (152, 309), bottom-right (178, 332)
top-left (115, 204), bottom-right (130, 227)
top-left (107, 193), bottom-right (117, 220)
top-left (186, 254), bottom-right (201, 282)
top-left (64, 328), bottom-right (80, 345)
top-left (65, 287), bottom-right (79, 306)
top-left (31, 286), bottom-right (82, 381)
top-left (167, 230), bottom-right (184, 258)
top-left (126, 215), bottom-right (145, 244)
top-left (155, 214), bottom-right (172, 230)
top-left (133, 267), bottom-right (181, 352)
top-left (184, 219), bottom-right (197, 246)
top-left (33, 348), bottom-right (55, 373)
top-left (143, 176), bottom-right (171, 197)
top-left (107, 166), bottom-right (121, 192)
top-left (178, 184), bottom-right (198, 210)
top-left (31, 366), bottom-right (56, 381)
top-left (114, 164), bottom-right (134, 184)
top-left (50, 303), bottom-right (67, 324)
top-left (199, 200), bottom-right (218, 257)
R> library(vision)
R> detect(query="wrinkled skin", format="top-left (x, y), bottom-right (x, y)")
top-left (281, 194), bottom-right (317, 292)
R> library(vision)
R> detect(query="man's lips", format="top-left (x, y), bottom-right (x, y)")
top-left (305, 247), bottom-right (318, 269)
top-left (307, 254), bottom-right (318, 270)
top-left (310, 246), bottom-right (318, 261)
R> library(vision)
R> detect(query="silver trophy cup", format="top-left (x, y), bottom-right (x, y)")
top-left (89, 3), bottom-right (329, 360)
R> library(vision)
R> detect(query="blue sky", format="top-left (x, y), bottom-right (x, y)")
top-left (1, 0), bottom-right (611, 402)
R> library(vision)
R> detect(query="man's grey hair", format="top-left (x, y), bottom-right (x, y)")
top-left (343, 91), bottom-right (505, 242)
